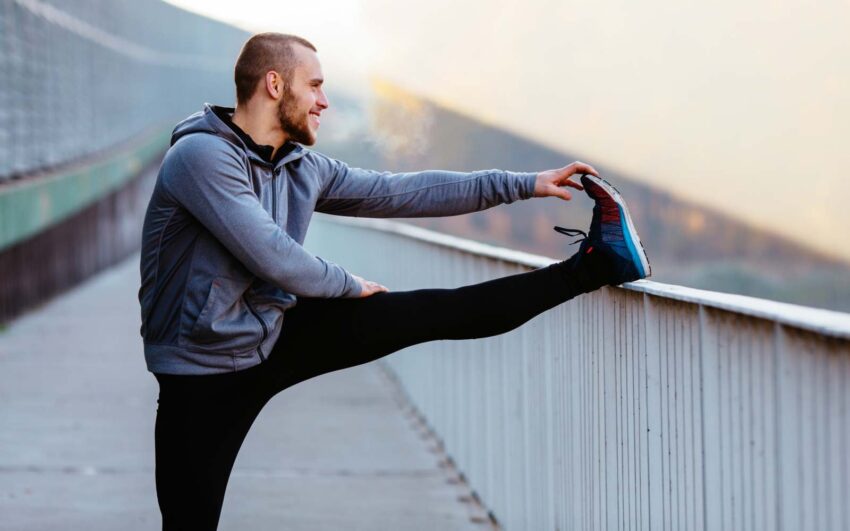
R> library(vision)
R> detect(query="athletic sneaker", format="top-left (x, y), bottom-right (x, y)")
top-left (554, 173), bottom-right (651, 289)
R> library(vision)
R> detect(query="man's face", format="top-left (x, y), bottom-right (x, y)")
top-left (277, 45), bottom-right (328, 146)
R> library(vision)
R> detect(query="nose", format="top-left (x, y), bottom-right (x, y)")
top-left (317, 88), bottom-right (329, 110)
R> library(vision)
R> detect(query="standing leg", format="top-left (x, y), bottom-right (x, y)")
top-left (154, 367), bottom-right (270, 531)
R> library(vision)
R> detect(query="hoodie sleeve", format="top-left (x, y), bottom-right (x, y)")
top-left (161, 135), bottom-right (361, 298)
top-left (314, 154), bottom-right (539, 218)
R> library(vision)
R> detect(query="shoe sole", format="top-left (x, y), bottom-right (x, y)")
top-left (582, 174), bottom-right (652, 279)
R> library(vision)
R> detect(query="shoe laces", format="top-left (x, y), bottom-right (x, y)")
top-left (553, 225), bottom-right (587, 246)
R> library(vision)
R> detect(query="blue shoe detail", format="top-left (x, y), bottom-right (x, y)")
top-left (618, 203), bottom-right (647, 279)
top-left (554, 174), bottom-right (651, 286)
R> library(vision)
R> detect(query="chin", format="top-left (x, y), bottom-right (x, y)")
top-left (300, 133), bottom-right (317, 146)
top-left (302, 127), bottom-right (318, 146)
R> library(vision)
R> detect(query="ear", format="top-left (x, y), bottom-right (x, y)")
top-left (264, 71), bottom-right (283, 100)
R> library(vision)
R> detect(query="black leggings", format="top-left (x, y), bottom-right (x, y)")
top-left (154, 262), bottom-right (584, 530)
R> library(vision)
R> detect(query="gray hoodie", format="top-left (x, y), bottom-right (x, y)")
top-left (139, 104), bottom-right (538, 375)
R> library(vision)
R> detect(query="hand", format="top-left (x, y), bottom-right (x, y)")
top-left (533, 161), bottom-right (599, 201)
top-left (352, 274), bottom-right (389, 297)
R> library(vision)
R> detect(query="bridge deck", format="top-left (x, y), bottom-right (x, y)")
top-left (0, 255), bottom-right (491, 530)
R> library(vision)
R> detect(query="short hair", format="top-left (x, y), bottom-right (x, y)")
top-left (234, 33), bottom-right (317, 105)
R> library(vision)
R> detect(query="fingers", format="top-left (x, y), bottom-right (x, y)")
top-left (366, 285), bottom-right (389, 296)
top-left (358, 277), bottom-right (389, 297)
top-left (370, 281), bottom-right (389, 293)
top-left (554, 161), bottom-right (599, 193)
top-left (563, 178), bottom-right (584, 190)
top-left (560, 160), bottom-right (599, 178)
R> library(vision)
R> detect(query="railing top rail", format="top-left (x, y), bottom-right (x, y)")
top-left (321, 215), bottom-right (850, 340)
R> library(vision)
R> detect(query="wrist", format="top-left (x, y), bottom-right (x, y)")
top-left (532, 172), bottom-right (543, 197)
top-left (497, 170), bottom-right (540, 201)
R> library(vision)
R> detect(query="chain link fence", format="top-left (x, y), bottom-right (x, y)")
top-left (0, 0), bottom-right (249, 181)
top-left (0, 0), bottom-right (249, 320)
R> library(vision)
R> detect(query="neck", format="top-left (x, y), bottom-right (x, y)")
top-left (231, 103), bottom-right (287, 155)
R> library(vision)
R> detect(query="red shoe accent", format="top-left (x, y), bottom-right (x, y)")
top-left (586, 246), bottom-right (594, 254)
top-left (601, 210), bottom-right (620, 223)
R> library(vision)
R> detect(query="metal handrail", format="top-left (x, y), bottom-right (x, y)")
top-left (329, 215), bottom-right (850, 339)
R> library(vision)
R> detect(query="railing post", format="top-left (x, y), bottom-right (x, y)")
top-left (643, 293), bottom-right (665, 529)
top-left (699, 304), bottom-right (721, 530)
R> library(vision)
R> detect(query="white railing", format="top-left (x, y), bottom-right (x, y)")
top-left (306, 214), bottom-right (850, 531)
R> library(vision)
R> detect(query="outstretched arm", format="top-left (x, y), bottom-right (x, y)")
top-left (314, 154), bottom-right (599, 218)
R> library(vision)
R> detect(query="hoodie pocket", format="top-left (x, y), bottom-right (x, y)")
top-left (184, 277), bottom-right (263, 354)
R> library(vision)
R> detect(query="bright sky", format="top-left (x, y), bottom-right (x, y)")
top-left (166, 0), bottom-right (850, 263)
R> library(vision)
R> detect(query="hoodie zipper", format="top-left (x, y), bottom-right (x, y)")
top-left (272, 167), bottom-right (280, 223)
top-left (245, 166), bottom-right (280, 363)
top-left (243, 296), bottom-right (268, 362)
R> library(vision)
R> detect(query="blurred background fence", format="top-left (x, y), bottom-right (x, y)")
top-left (0, 0), bottom-right (247, 321)
top-left (0, 0), bottom-right (246, 180)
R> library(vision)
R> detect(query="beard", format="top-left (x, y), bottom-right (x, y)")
top-left (277, 92), bottom-right (315, 146)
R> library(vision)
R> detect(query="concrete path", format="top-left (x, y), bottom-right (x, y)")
top-left (0, 255), bottom-right (492, 530)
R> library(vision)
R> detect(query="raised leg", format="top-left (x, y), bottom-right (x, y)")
top-left (267, 260), bottom-right (600, 388)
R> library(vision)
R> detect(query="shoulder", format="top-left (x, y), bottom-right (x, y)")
top-left (295, 148), bottom-right (347, 186)
top-left (168, 133), bottom-right (245, 166)
top-left (299, 148), bottom-right (334, 168)
top-left (160, 133), bottom-right (248, 196)
top-left (297, 148), bottom-right (347, 177)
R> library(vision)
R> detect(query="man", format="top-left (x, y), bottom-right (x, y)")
top-left (139, 32), bottom-right (650, 530)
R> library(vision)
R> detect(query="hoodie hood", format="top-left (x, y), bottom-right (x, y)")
top-left (170, 103), bottom-right (306, 167)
